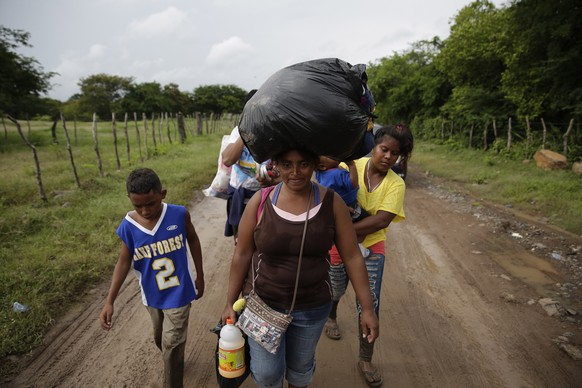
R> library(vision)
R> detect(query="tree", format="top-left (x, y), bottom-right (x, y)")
top-left (367, 38), bottom-right (450, 124)
top-left (163, 83), bottom-right (194, 113)
top-left (435, 0), bottom-right (510, 120)
top-left (77, 74), bottom-right (133, 119)
top-left (122, 81), bottom-right (167, 114)
top-left (191, 84), bottom-right (248, 114)
top-left (501, 0), bottom-right (582, 120)
top-left (0, 26), bottom-right (55, 117)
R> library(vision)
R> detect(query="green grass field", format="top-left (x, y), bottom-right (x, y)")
top-left (411, 141), bottom-right (582, 234)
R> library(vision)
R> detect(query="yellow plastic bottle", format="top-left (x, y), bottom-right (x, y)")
top-left (218, 318), bottom-right (246, 378)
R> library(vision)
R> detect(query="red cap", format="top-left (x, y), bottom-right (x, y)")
top-left (226, 318), bottom-right (233, 325)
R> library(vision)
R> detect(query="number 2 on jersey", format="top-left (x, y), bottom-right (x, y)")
top-left (152, 258), bottom-right (180, 290)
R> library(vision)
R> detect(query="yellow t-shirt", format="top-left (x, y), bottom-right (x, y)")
top-left (353, 157), bottom-right (406, 247)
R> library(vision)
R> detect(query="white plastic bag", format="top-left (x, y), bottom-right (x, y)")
top-left (202, 135), bottom-right (232, 199)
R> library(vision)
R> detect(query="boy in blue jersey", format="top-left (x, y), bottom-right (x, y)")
top-left (99, 168), bottom-right (204, 388)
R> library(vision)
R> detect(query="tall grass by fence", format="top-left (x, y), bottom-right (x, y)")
top-left (412, 116), bottom-right (581, 163)
top-left (1, 112), bottom-right (238, 203)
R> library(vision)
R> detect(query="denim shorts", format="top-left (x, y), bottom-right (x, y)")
top-left (329, 252), bottom-right (385, 317)
top-left (248, 301), bottom-right (332, 387)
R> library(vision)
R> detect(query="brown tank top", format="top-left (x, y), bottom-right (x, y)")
top-left (243, 186), bottom-right (336, 310)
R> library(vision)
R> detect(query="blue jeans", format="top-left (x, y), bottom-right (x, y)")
top-left (329, 252), bottom-right (385, 361)
top-left (248, 302), bottom-right (332, 388)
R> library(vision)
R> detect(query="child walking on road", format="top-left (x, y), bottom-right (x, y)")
top-left (99, 168), bottom-right (205, 388)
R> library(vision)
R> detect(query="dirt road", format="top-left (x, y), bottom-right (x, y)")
top-left (6, 169), bottom-right (582, 387)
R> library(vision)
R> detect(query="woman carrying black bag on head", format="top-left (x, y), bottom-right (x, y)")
top-left (221, 148), bottom-right (378, 388)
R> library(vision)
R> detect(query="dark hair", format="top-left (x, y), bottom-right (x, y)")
top-left (126, 168), bottom-right (162, 194)
top-left (272, 148), bottom-right (319, 165)
top-left (374, 124), bottom-right (414, 161)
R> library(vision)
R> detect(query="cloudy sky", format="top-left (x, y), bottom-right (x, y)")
top-left (1, 0), bottom-right (506, 101)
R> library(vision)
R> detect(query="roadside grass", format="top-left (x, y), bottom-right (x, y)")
top-left (412, 140), bottom-right (582, 235)
top-left (0, 119), bottom-right (230, 378)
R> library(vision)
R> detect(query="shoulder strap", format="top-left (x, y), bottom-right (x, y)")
top-left (257, 185), bottom-right (276, 222)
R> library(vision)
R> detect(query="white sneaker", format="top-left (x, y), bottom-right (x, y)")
top-left (359, 244), bottom-right (370, 258)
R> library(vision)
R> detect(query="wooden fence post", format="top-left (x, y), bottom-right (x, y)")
top-left (123, 112), bottom-right (130, 161)
top-left (170, 113), bottom-right (176, 140)
top-left (177, 112), bottom-right (186, 144)
top-left (143, 113), bottom-right (150, 160)
top-left (158, 112), bottom-right (163, 144)
top-left (60, 112), bottom-right (81, 188)
top-left (7, 115), bottom-right (47, 202)
top-left (525, 116), bottom-right (532, 155)
top-left (492, 118), bottom-right (498, 139)
top-left (112, 113), bottom-right (121, 171)
top-left (92, 113), bottom-right (103, 177)
top-left (196, 112), bottom-right (202, 136)
top-left (469, 123), bottom-right (474, 148)
top-left (134, 112), bottom-right (143, 162)
top-left (165, 112), bottom-right (172, 144)
top-left (541, 118), bottom-right (547, 150)
top-left (563, 118), bottom-right (574, 157)
top-left (150, 113), bottom-right (157, 149)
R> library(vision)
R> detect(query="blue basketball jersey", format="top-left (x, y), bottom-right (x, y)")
top-left (117, 203), bottom-right (197, 309)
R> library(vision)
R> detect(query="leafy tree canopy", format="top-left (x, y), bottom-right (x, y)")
top-left (502, 0), bottom-right (582, 119)
top-left (77, 73), bottom-right (133, 119)
top-left (367, 37), bottom-right (449, 125)
top-left (192, 84), bottom-right (248, 114)
top-left (0, 26), bottom-right (55, 116)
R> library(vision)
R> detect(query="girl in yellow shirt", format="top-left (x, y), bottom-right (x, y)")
top-left (326, 124), bottom-right (414, 387)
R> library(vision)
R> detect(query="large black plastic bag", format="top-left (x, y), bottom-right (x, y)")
top-left (239, 58), bottom-right (375, 163)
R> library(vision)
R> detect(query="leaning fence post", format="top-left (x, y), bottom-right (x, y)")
top-left (541, 117), bottom-right (548, 150)
top-left (92, 113), bottom-right (103, 177)
top-left (133, 112), bottom-right (143, 162)
top-left (60, 112), bottom-right (81, 188)
top-left (157, 112), bottom-right (163, 144)
top-left (7, 115), bottom-right (47, 202)
top-left (177, 112), bottom-right (186, 143)
top-left (563, 118), bottom-right (574, 157)
top-left (165, 112), bottom-right (172, 144)
top-left (150, 113), bottom-right (157, 150)
top-left (112, 112), bottom-right (121, 171)
top-left (196, 112), bottom-right (202, 136)
top-left (143, 113), bottom-right (150, 160)
top-left (124, 112), bottom-right (130, 162)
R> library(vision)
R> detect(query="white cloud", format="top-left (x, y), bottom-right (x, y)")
top-left (206, 36), bottom-right (254, 66)
top-left (87, 44), bottom-right (107, 59)
top-left (127, 6), bottom-right (187, 39)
